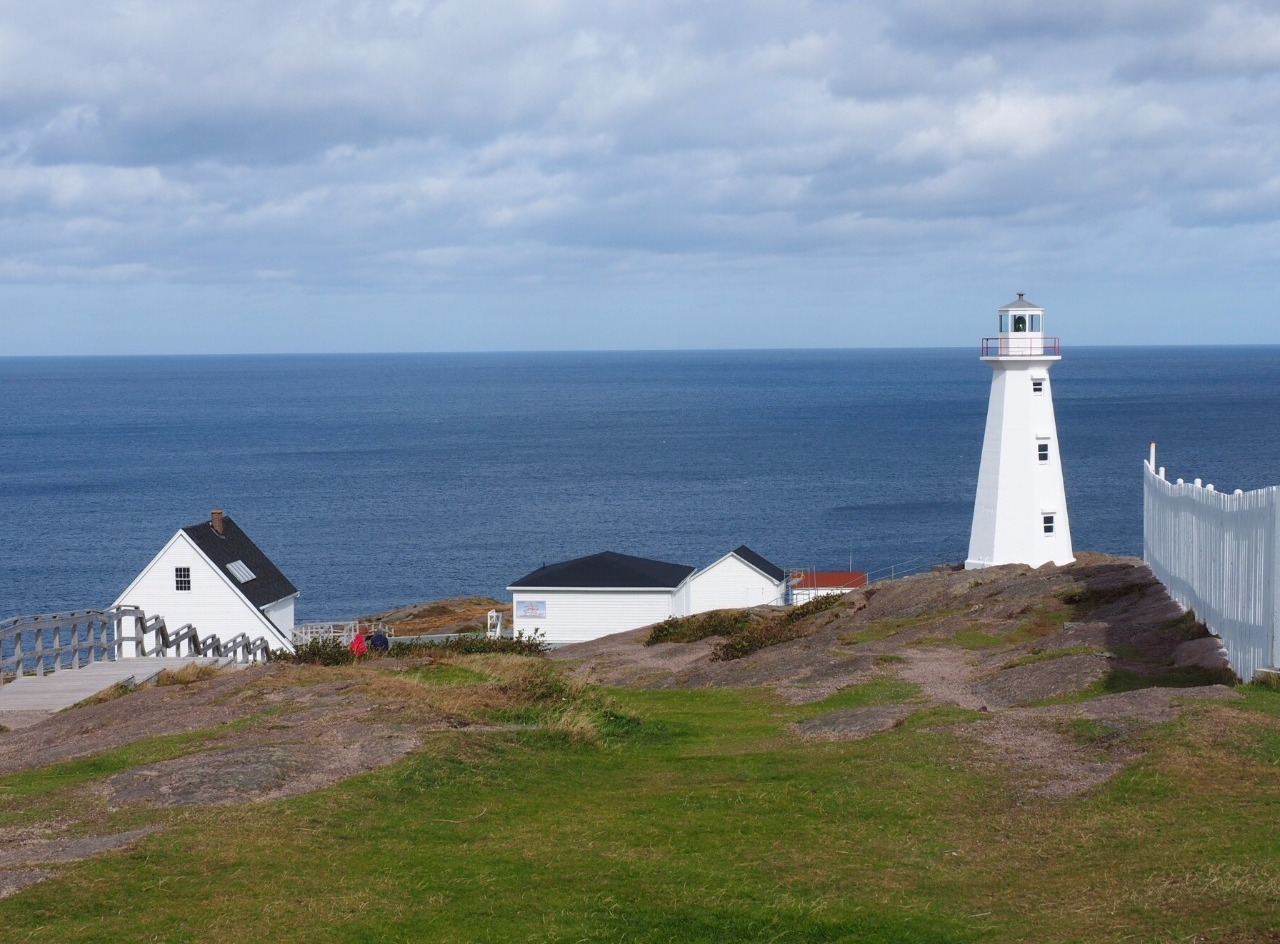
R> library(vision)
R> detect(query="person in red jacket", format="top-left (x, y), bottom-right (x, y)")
top-left (349, 628), bottom-right (367, 657)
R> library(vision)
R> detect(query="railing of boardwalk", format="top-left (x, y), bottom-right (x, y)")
top-left (292, 621), bottom-right (394, 646)
top-left (1, 606), bottom-right (274, 686)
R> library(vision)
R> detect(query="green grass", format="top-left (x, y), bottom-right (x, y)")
top-left (915, 603), bottom-right (1072, 650)
top-left (403, 664), bottom-right (493, 686)
top-left (4, 662), bottom-right (1280, 943)
top-left (790, 677), bottom-right (924, 720)
top-left (840, 608), bottom-right (962, 644)
top-left (1000, 644), bottom-right (1107, 670)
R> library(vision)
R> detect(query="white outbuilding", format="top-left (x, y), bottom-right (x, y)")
top-left (508, 551), bottom-right (696, 646)
top-left (111, 510), bottom-right (298, 653)
top-left (685, 545), bottom-right (787, 612)
top-left (508, 545), bottom-right (787, 645)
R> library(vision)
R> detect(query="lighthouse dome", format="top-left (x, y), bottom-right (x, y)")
top-left (998, 292), bottom-right (1042, 312)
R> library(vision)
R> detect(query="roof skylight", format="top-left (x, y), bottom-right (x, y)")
top-left (227, 560), bottom-right (256, 583)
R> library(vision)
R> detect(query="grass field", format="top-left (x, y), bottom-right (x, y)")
top-left (2, 655), bottom-right (1280, 943)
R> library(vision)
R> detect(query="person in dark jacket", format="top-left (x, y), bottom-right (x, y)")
top-left (369, 627), bottom-right (390, 653)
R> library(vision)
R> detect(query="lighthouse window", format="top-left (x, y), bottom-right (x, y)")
top-left (1013, 314), bottom-right (1027, 332)
top-left (1042, 515), bottom-right (1055, 535)
top-left (1029, 314), bottom-right (1041, 332)
top-left (1038, 443), bottom-right (1049, 462)
top-left (1032, 379), bottom-right (1044, 394)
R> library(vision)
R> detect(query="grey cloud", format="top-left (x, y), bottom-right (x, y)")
top-left (0, 0), bottom-right (1277, 306)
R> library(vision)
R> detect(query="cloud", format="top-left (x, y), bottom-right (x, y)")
top-left (0, 0), bottom-right (1277, 350)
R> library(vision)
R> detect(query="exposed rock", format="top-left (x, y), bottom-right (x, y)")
top-left (0, 827), bottom-right (160, 867)
top-left (0, 870), bottom-right (52, 900)
top-left (973, 654), bottom-right (1110, 708)
top-left (1173, 636), bottom-right (1231, 671)
top-left (793, 705), bottom-right (916, 741)
top-left (101, 726), bottom-right (418, 808)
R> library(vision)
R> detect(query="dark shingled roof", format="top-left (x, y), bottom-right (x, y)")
top-left (509, 551), bottom-right (695, 589)
top-left (731, 545), bottom-right (785, 582)
top-left (182, 515), bottom-right (298, 610)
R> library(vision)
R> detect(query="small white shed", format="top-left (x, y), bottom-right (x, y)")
top-left (508, 551), bottom-right (695, 646)
top-left (111, 510), bottom-right (298, 653)
top-left (685, 545), bottom-right (787, 613)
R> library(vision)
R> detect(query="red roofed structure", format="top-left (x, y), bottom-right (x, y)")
top-left (790, 570), bottom-right (867, 604)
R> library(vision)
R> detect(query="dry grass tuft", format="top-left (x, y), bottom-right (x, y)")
top-left (155, 663), bottom-right (222, 687)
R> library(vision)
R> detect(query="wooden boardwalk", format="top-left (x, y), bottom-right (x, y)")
top-left (0, 657), bottom-right (226, 727)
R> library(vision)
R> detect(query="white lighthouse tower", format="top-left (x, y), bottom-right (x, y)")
top-left (965, 293), bottom-right (1074, 570)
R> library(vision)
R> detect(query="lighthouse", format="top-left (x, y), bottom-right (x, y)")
top-left (965, 293), bottom-right (1074, 570)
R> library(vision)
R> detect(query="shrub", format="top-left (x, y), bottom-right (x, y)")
top-left (393, 632), bottom-right (548, 656)
top-left (646, 610), bottom-right (752, 645)
top-left (782, 593), bottom-right (848, 624)
top-left (155, 663), bottom-right (221, 686)
top-left (278, 638), bottom-right (354, 666)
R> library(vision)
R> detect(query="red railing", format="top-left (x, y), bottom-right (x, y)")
top-left (981, 337), bottom-right (1060, 357)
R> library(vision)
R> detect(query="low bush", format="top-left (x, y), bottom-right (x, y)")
top-left (782, 592), bottom-right (848, 623)
top-left (155, 663), bottom-right (221, 686)
top-left (646, 594), bottom-right (856, 661)
top-left (711, 620), bottom-right (809, 661)
top-left (277, 638), bottom-right (354, 666)
top-left (394, 633), bottom-right (547, 656)
top-left (645, 610), bottom-right (752, 645)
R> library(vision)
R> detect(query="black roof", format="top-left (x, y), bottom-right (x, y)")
top-left (731, 545), bottom-right (785, 582)
top-left (182, 515), bottom-right (298, 609)
top-left (510, 551), bottom-right (695, 589)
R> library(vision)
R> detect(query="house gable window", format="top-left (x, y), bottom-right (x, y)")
top-left (175, 566), bottom-right (192, 591)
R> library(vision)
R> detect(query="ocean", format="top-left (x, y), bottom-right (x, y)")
top-left (3, 347), bottom-right (1280, 622)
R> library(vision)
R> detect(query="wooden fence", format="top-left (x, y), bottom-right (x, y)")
top-left (1144, 457), bottom-right (1278, 681)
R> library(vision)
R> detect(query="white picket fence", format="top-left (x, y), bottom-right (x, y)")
top-left (1143, 456), bottom-right (1279, 682)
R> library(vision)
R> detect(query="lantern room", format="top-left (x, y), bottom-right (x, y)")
top-left (997, 293), bottom-right (1043, 336)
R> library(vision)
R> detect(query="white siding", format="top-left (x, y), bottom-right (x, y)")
top-left (262, 595), bottom-right (297, 636)
top-left (112, 533), bottom-right (292, 652)
top-left (1144, 460), bottom-right (1278, 681)
top-left (791, 586), bottom-right (854, 605)
top-left (967, 358), bottom-right (1074, 569)
top-left (510, 589), bottom-right (675, 645)
top-left (687, 555), bottom-right (785, 613)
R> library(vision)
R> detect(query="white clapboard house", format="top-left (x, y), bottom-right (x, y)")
top-left (508, 545), bottom-right (787, 645)
top-left (112, 510), bottom-right (298, 652)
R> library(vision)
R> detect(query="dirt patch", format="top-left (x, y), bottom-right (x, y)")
top-left (958, 715), bottom-right (1127, 798)
top-left (794, 705), bottom-right (916, 741)
top-left (958, 686), bottom-right (1242, 798)
top-left (1024, 684), bottom-right (1241, 724)
top-left (974, 654), bottom-right (1111, 708)
top-left (898, 647), bottom-right (986, 709)
top-left (0, 870), bottom-right (52, 900)
top-left (0, 710), bottom-right (55, 731)
top-left (101, 726), bottom-right (418, 808)
top-left (0, 827), bottom-right (160, 867)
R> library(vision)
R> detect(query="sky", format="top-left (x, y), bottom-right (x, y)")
top-left (1, 0), bottom-right (1278, 354)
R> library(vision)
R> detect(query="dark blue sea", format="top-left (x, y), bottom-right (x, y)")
top-left (3, 348), bottom-right (1279, 622)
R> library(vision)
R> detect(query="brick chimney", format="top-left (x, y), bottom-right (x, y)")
top-left (211, 510), bottom-right (225, 535)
